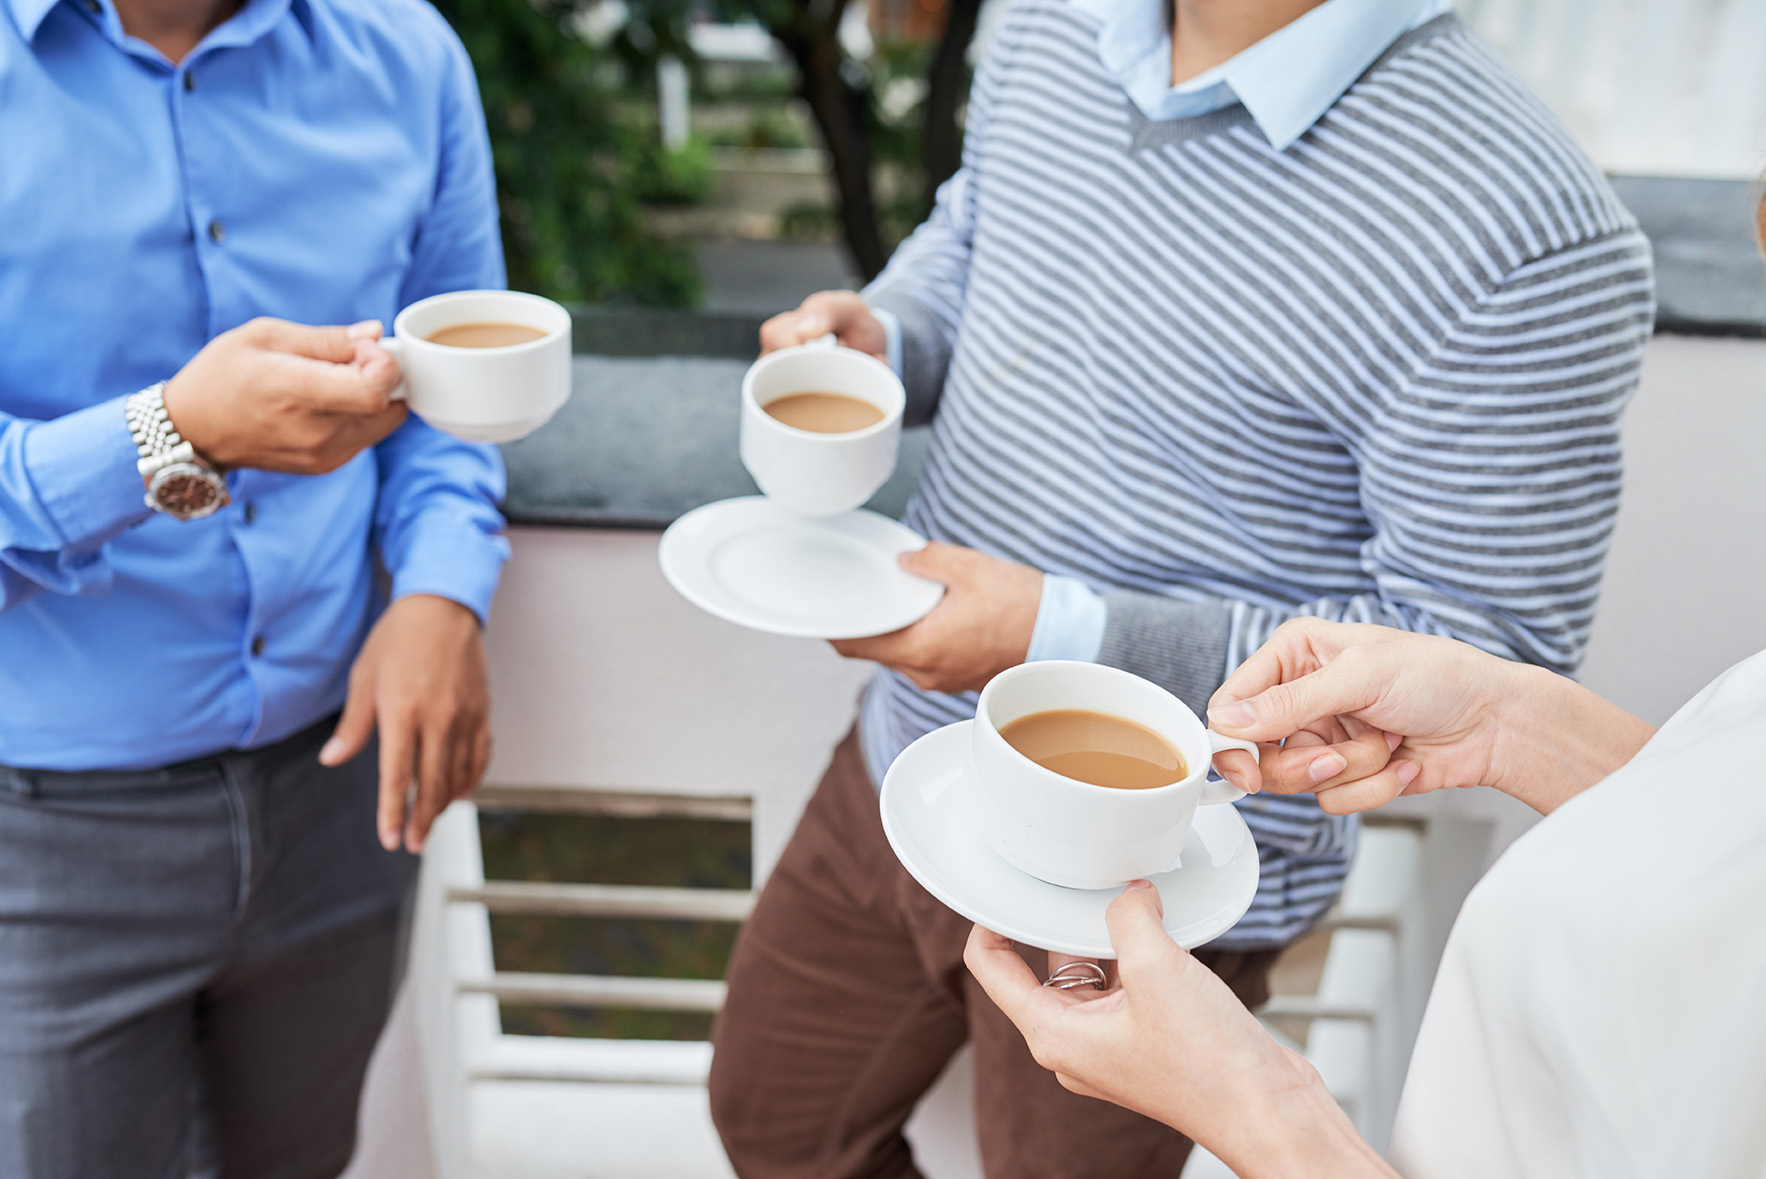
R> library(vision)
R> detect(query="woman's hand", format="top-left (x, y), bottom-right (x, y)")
top-left (965, 884), bottom-right (1396, 1179)
top-left (1205, 619), bottom-right (1654, 816)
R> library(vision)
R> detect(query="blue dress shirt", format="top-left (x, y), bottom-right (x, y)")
top-left (879, 0), bottom-right (1450, 665)
top-left (0, 0), bottom-right (511, 770)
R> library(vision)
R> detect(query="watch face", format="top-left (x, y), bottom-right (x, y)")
top-left (151, 464), bottom-right (227, 520)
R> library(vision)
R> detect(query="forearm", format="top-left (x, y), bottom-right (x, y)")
top-left (861, 169), bottom-right (979, 426)
top-left (1489, 663), bottom-right (1655, 814)
top-left (1212, 1064), bottom-right (1400, 1179)
top-left (374, 421), bottom-right (509, 625)
top-left (864, 291), bottom-right (953, 426)
top-left (1095, 591), bottom-right (1233, 716)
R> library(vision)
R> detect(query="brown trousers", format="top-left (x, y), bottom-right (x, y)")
top-left (709, 730), bottom-right (1279, 1179)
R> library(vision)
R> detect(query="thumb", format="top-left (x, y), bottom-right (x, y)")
top-left (897, 541), bottom-right (957, 583)
top-left (351, 340), bottom-right (403, 400)
top-left (320, 679), bottom-right (377, 767)
top-left (1207, 657), bottom-right (1382, 745)
top-left (1105, 881), bottom-right (1182, 985)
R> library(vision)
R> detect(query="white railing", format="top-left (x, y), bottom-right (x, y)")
top-left (400, 787), bottom-right (1472, 1178)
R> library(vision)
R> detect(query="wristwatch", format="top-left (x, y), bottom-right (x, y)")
top-left (124, 381), bottom-right (229, 520)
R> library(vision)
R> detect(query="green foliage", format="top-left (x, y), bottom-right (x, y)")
top-left (479, 809), bottom-right (750, 1041)
top-left (696, 61), bottom-right (798, 104)
top-left (434, 0), bottom-right (702, 307)
top-left (778, 200), bottom-right (838, 240)
top-left (630, 137), bottom-right (718, 206)
top-left (702, 105), bottom-right (813, 152)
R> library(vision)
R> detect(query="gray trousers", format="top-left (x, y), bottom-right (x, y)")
top-left (0, 717), bottom-right (419, 1179)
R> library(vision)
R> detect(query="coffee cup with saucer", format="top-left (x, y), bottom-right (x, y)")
top-left (659, 337), bottom-right (944, 639)
top-left (879, 662), bottom-right (1263, 957)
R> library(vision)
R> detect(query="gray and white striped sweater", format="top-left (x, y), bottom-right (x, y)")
top-left (860, 6), bottom-right (1654, 947)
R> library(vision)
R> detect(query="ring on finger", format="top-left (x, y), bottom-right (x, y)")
top-left (1042, 961), bottom-right (1107, 991)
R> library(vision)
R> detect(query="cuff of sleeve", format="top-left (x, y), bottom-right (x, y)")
top-left (388, 515), bottom-right (512, 626)
top-left (1027, 574), bottom-right (1108, 663)
top-left (863, 291), bottom-right (953, 426)
top-left (22, 396), bottom-right (151, 548)
top-left (872, 306), bottom-right (905, 377)
top-left (1097, 593), bottom-right (1233, 717)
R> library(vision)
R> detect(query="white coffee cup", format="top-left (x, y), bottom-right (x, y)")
top-left (739, 337), bottom-right (906, 517)
top-left (971, 661), bottom-right (1260, 890)
top-left (379, 289), bottom-right (572, 444)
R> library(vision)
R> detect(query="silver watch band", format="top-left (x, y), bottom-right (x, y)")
top-left (124, 381), bottom-right (198, 477)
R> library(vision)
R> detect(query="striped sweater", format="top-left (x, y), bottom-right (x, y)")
top-left (859, 6), bottom-right (1654, 948)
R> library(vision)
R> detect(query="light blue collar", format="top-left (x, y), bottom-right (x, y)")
top-left (7, 0), bottom-right (301, 51)
top-left (6, 0), bottom-right (65, 40)
top-left (1071, 0), bottom-right (1449, 149)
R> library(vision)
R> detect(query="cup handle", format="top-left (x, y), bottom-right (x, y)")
top-left (377, 335), bottom-right (408, 402)
top-left (805, 332), bottom-right (837, 350)
top-left (1200, 731), bottom-right (1259, 804)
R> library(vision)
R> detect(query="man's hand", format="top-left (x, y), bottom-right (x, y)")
top-left (320, 594), bottom-right (491, 853)
top-left (162, 317), bottom-right (407, 474)
top-left (759, 291), bottom-right (888, 361)
top-left (831, 542), bottom-right (1041, 695)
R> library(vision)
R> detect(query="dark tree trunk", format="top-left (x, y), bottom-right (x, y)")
top-left (921, 0), bottom-right (983, 206)
top-left (784, 32), bottom-right (891, 279)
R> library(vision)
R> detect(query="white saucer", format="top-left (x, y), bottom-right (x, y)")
top-left (659, 496), bottom-right (945, 640)
top-left (880, 721), bottom-right (1261, 958)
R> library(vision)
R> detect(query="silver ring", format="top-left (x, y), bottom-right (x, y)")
top-left (1041, 961), bottom-right (1107, 991)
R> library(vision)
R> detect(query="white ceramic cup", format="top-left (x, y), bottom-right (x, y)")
top-left (971, 661), bottom-right (1261, 890)
top-left (739, 337), bottom-right (906, 517)
top-left (379, 289), bottom-right (572, 444)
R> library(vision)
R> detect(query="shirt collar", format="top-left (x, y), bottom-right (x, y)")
top-left (7, 0), bottom-right (63, 41)
top-left (8, 0), bottom-right (303, 51)
top-left (1072, 0), bottom-right (1448, 149)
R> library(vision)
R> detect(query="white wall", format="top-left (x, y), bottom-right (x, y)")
top-left (481, 527), bottom-right (872, 878)
top-left (1579, 334), bottom-right (1766, 723)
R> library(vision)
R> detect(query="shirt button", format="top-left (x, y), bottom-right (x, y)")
top-left (207, 219), bottom-right (226, 244)
top-left (242, 502), bottom-right (257, 525)
top-left (82, 0), bottom-right (97, 11)
top-left (250, 635), bottom-right (266, 657)
top-left (183, 72), bottom-right (195, 92)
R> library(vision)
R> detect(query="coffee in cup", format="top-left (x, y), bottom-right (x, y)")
top-left (739, 337), bottom-right (906, 516)
top-left (425, 321), bottom-right (549, 349)
top-left (971, 661), bottom-right (1259, 890)
top-left (763, 391), bottom-right (886, 434)
top-left (379, 290), bottom-right (573, 444)
top-left (998, 709), bottom-right (1190, 789)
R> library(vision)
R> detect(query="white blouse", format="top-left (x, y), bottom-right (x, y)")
top-left (1387, 649), bottom-right (1766, 1178)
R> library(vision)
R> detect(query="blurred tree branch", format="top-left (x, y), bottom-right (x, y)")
top-left (921, 0), bottom-right (981, 205)
top-left (730, 0), bottom-right (980, 280)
